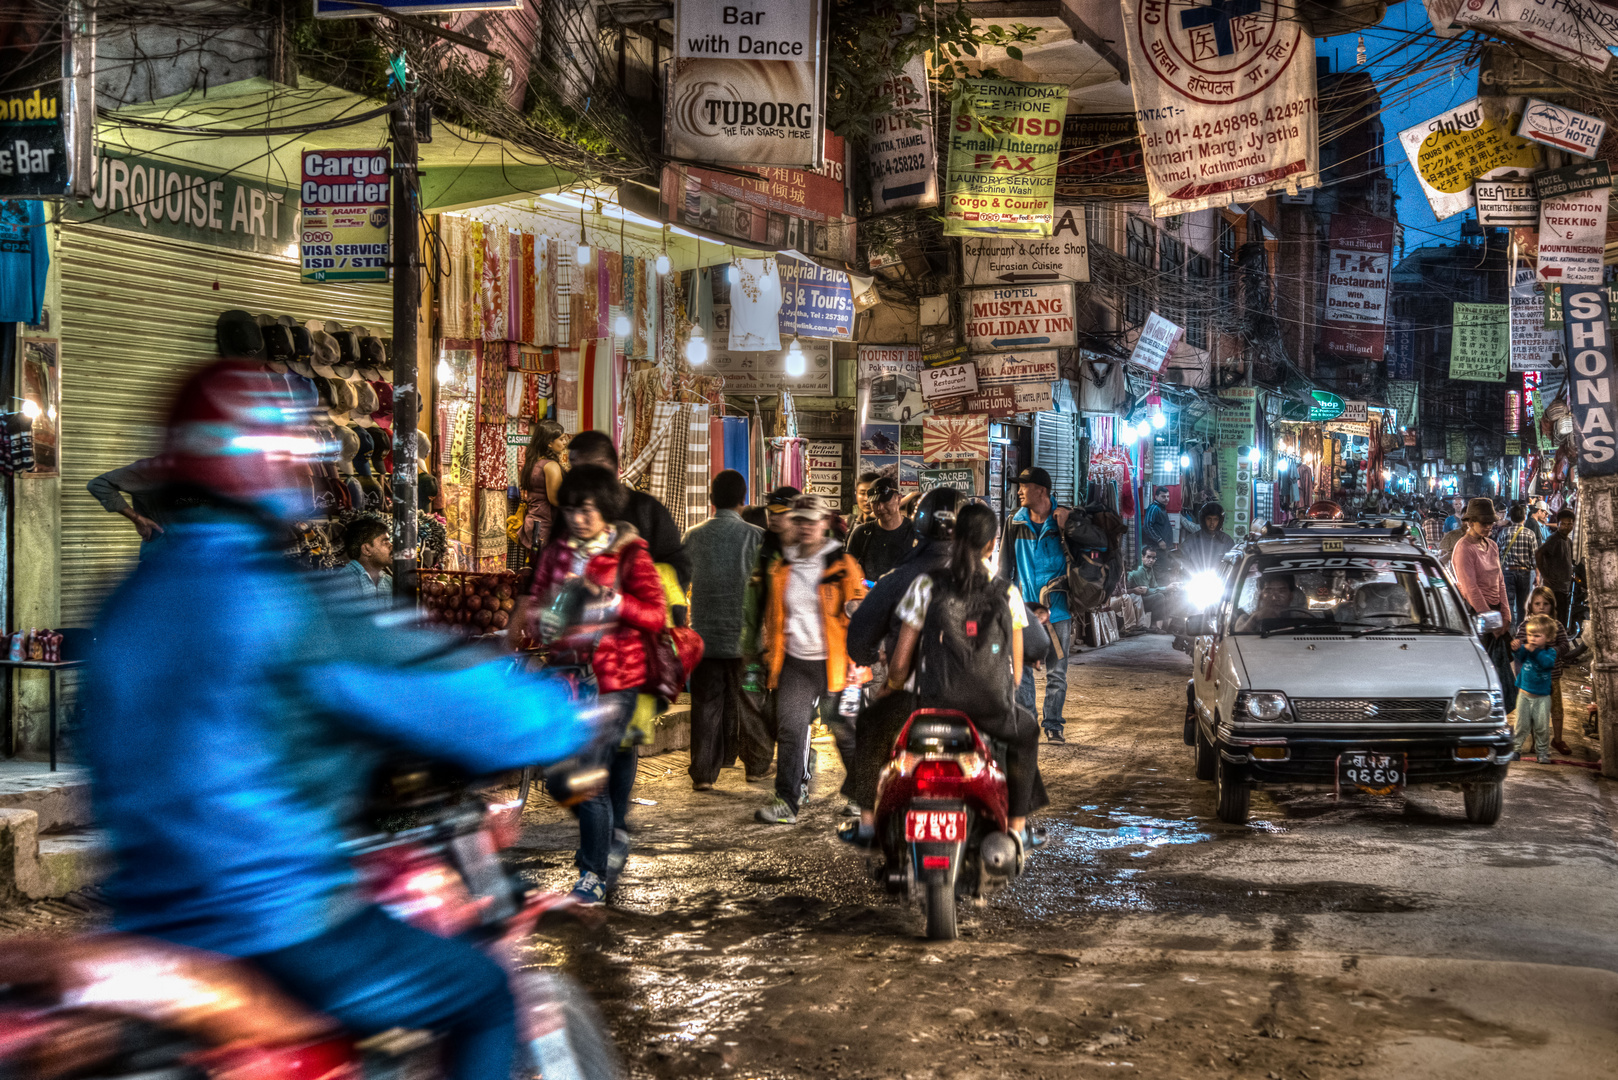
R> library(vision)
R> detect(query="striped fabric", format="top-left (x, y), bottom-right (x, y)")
top-left (685, 404), bottom-right (711, 531)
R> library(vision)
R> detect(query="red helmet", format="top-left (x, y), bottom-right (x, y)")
top-left (159, 360), bottom-right (325, 513)
top-left (1305, 500), bottom-right (1343, 519)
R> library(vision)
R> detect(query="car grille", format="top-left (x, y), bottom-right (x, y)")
top-left (1290, 698), bottom-right (1451, 724)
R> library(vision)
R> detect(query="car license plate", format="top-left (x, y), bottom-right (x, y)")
top-left (905, 810), bottom-right (967, 842)
top-left (1337, 752), bottom-right (1406, 796)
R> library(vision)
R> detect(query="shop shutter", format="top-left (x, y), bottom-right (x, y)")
top-left (57, 225), bottom-right (394, 626)
top-left (1032, 411), bottom-right (1078, 507)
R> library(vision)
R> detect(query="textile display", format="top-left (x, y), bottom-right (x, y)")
top-left (571, 252), bottom-right (597, 347)
top-left (476, 424), bottom-right (508, 489)
top-left (662, 262), bottom-right (679, 368)
top-left (479, 227), bottom-right (508, 341)
top-left (440, 217), bottom-right (474, 339)
top-left (477, 346), bottom-right (508, 424)
top-left (621, 407), bottom-right (676, 487)
top-left (552, 241), bottom-right (570, 347)
top-left (1088, 445), bottom-right (1136, 516)
top-left (468, 222), bottom-right (486, 338)
top-left (721, 416), bottom-right (750, 488)
top-left (448, 482), bottom-right (475, 546)
top-left (624, 367), bottom-right (667, 465)
top-left (710, 415), bottom-right (726, 479)
top-left (557, 349), bottom-right (580, 434)
top-left (505, 372), bottom-right (523, 419)
top-left (685, 404), bottom-right (712, 532)
top-left (728, 258), bottom-right (784, 351)
top-left (647, 402), bottom-right (690, 531)
top-left (638, 257), bottom-right (658, 360)
top-left (476, 492), bottom-right (508, 570)
top-left (766, 437), bottom-right (806, 492)
top-left (448, 403), bottom-right (473, 485)
top-left (578, 338), bottom-right (620, 440)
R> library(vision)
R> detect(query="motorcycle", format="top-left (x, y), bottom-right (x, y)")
top-left (0, 759), bottom-right (621, 1080)
top-left (873, 708), bottom-right (1024, 940)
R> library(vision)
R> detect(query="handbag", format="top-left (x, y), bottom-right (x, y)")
top-left (646, 625), bottom-right (704, 704)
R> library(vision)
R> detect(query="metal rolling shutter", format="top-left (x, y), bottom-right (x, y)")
top-left (58, 225), bottom-right (393, 625)
top-left (1032, 412), bottom-right (1078, 507)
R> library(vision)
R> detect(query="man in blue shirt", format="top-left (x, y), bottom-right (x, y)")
top-left (1443, 495), bottom-right (1466, 535)
top-left (998, 467), bottom-right (1075, 743)
top-left (341, 515), bottom-right (394, 604)
top-left (1142, 486), bottom-right (1174, 553)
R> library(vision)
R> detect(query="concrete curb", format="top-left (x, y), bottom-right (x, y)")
top-left (0, 809), bottom-right (107, 901)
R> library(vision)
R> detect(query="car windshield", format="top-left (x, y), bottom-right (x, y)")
top-left (1227, 552), bottom-right (1468, 635)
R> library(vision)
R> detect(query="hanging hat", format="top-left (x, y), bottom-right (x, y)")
top-left (309, 332), bottom-right (342, 378)
top-left (351, 379), bottom-right (379, 414)
top-left (337, 426), bottom-right (361, 471)
top-left (360, 335), bottom-right (387, 370)
top-left (216, 310), bottom-right (264, 359)
top-left (332, 328), bottom-right (361, 369)
top-left (281, 316), bottom-right (314, 360)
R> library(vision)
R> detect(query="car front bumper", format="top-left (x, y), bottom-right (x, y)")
top-left (1215, 725), bottom-right (1514, 786)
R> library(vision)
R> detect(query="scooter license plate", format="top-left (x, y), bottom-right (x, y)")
top-left (906, 810), bottom-right (967, 842)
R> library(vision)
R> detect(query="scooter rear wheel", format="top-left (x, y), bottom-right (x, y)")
top-left (924, 881), bottom-right (958, 940)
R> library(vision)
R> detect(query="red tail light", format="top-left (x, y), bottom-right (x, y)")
top-left (914, 758), bottom-right (964, 794)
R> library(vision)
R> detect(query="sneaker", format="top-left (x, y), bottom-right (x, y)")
top-left (837, 820), bottom-right (875, 846)
top-left (841, 799), bottom-right (861, 817)
top-left (605, 829), bottom-right (631, 885)
top-left (570, 871), bottom-right (606, 905)
top-left (1537, 756), bottom-right (1553, 764)
top-left (755, 796), bottom-right (798, 824)
top-left (692, 781), bottom-right (714, 792)
top-left (1045, 728), bottom-right (1066, 744)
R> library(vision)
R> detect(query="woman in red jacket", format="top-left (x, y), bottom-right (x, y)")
top-left (527, 464), bottom-right (667, 903)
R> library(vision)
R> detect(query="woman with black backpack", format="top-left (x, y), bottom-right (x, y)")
top-left (877, 502), bottom-right (1048, 844)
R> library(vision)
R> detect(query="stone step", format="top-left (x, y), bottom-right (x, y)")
top-left (0, 764), bottom-right (92, 831)
top-left (38, 829), bottom-right (111, 899)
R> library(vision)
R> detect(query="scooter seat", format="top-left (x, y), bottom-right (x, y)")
top-left (905, 719), bottom-right (976, 754)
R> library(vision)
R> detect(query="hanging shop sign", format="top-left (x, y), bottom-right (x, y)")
top-left (658, 131), bottom-right (852, 262)
top-left (963, 385), bottom-right (1016, 416)
top-left (1014, 382), bottom-right (1054, 413)
top-left (920, 361), bottom-right (979, 401)
top-left (1055, 113), bottom-right (1143, 199)
top-left (1446, 429), bottom-right (1468, 464)
top-left (858, 343), bottom-right (924, 422)
top-left (919, 467), bottom-right (976, 493)
top-left (710, 338), bottom-right (832, 394)
top-left (922, 414), bottom-right (990, 461)
top-left (1128, 311), bottom-right (1183, 375)
top-left (1536, 182), bottom-right (1609, 284)
top-left (943, 78), bottom-right (1069, 237)
top-left (68, 149), bottom-right (297, 256)
top-left (961, 203), bottom-right (1088, 286)
top-left (1475, 179), bottom-right (1538, 226)
top-left (972, 349), bottom-right (1060, 388)
top-left (1279, 388), bottom-right (1345, 422)
top-left (315, 0), bottom-right (519, 13)
top-left (665, 0), bottom-right (826, 168)
top-left (776, 254), bottom-right (853, 339)
top-left (1385, 323), bottom-right (1416, 380)
top-left (1561, 286), bottom-right (1618, 474)
top-left (1119, 0), bottom-right (1320, 218)
top-left (1454, 0), bottom-right (1618, 74)
top-left (1397, 97), bottom-right (1539, 221)
top-left (1340, 400), bottom-right (1370, 423)
top-left (1517, 98), bottom-right (1607, 157)
top-left (869, 55), bottom-right (938, 214)
top-left (1510, 264), bottom-right (1558, 371)
top-left (803, 439), bottom-right (843, 508)
top-left (961, 283), bottom-right (1075, 350)
top-left (1533, 159), bottom-right (1610, 201)
top-left (0, 4), bottom-right (78, 198)
top-left (299, 149), bottom-right (390, 283)
top-left (1449, 302), bottom-right (1509, 382)
top-left (1385, 380), bottom-right (1419, 427)
top-left (1321, 213), bottom-right (1394, 361)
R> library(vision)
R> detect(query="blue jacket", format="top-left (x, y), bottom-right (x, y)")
top-left (82, 512), bottom-right (591, 957)
top-left (1514, 644), bottom-right (1557, 697)
top-left (999, 506), bottom-right (1072, 623)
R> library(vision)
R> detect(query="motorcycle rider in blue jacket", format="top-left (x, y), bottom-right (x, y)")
top-left (80, 361), bottom-right (598, 1080)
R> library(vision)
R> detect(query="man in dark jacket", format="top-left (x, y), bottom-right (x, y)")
top-left (1142, 486), bottom-right (1174, 553)
top-left (88, 457), bottom-right (171, 553)
top-left (1179, 501), bottom-right (1236, 575)
top-left (1536, 508), bottom-right (1577, 625)
top-left (568, 430), bottom-right (692, 590)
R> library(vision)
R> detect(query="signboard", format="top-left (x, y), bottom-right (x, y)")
top-left (710, 338), bottom-right (832, 393)
top-left (1475, 179), bottom-right (1538, 226)
top-left (299, 149), bottom-right (390, 283)
top-left (1128, 311), bottom-right (1183, 374)
top-left (922, 415), bottom-right (990, 461)
top-left (805, 439), bottom-right (842, 472)
top-left (1454, 0), bottom-right (1618, 73)
top-left (70, 150), bottom-right (296, 255)
top-left (1321, 213), bottom-right (1394, 361)
top-left (664, 0), bottom-right (826, 168)
top-left (658, 131), bottom-right (852, 261)
top-left (1275, 388), bottom-right (1346, 422)
top-left (973, 350), bottom-right (1060, 387)
top-left (1397, 98), bottom-right (1539, 221)
top-left (1536, 184), bottom-right (1610, 284)
top-left (1562, 287), bottom-right (1618, 474)
top-left (803, 438), bottom-right (843, 508)
top-left (859, 343), bottom-right (923, 421)
top-left (1119, 0), bottom-right (1320, 217)
top-left (868, 55), bottom-right (938, 214)
top-left (1533, 159), bottom-right (1610, 201)
top-left (960, 204), bottom-right (1088, 286)
top-left (1449, 303), bottom-right (1509, 382)
top-left (1510, 264), bottom-right (1558, 371)
top-left (0, 5), bottom-right (71, 197)
top-left (920, 361), bottom-right (978, 401)
top-left (964, 385), bottom-right (1017, 416)
top-left (919, 467), bottom-right (976, 493)
top-left (943, 78), bottom-right (1069, 237)
top-left (1385, 380), bottom-right (1419, 427)
top-left (1340, 400), bottom-right (1370, 423)
top-left (1517, 98), bottom-right (1607, 157)
top-left (1447, 429), bottom-right (1468, 463)
top-left (777, 254), bottom-right (853, 339)
top-left (314, 0), bottom-right (519, 14)
top-left (961, 284), bottom-right (1076, 349)
top-left (1014, 382), bottom-right (1054, 413)
top-left (1055, 113), bottom-right (1143, 199)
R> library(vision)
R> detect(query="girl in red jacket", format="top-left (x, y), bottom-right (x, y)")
top-left (527, 464), bottom-right (667, 903)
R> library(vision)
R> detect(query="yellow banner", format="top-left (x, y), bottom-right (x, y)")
top-left (944, 78), bottom-right (1069, 238)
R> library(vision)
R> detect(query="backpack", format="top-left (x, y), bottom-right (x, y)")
top-left (915, 574), bottom-right (1016, 726)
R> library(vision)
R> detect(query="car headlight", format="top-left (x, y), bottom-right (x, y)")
top-left (1242, 691), bottom-right (1290, 721)
top-left (1448, 690), bottom-right (1496, 721)
top-left (1185, 570), bottom-right (1224, 611)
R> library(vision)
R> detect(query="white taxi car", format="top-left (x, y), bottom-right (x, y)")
top-left (1179, 519), bottom-right (1512, 825)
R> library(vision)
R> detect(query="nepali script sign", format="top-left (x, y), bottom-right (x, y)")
top-left (1119, 0), bottom-right (1320, 217)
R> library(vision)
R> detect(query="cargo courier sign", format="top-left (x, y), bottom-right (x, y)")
top-left (962, 284), bottom-right (1076, 350)
top-left (1561, 287), bottom-right (1618, 475)
top-left (300, 150), bottom-right (390, 283)
top-left (1322, 214), bottom-right (1393, 360)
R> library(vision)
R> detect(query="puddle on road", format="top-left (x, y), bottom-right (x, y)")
top-left (1058, 811), bottom-right (1214, 857)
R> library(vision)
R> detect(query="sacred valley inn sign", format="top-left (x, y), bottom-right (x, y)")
top-left (1120, 0), bottom-right (1320, 217)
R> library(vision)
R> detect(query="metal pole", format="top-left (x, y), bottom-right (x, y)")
top-left (1579, 474), bottom-right (1618, 777)
top-left (389, 73), bottom-right (419, 600)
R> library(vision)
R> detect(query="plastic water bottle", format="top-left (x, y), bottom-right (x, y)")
top-left (839, 683), bottom-right (862, 718)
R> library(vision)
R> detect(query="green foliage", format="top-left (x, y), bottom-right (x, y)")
top-left (291, 16), bottom-right (391, 98)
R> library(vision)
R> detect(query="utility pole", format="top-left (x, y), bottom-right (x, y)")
top-left (389, 63), bottom-right (419, 599)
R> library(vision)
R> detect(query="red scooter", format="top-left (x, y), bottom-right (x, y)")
top-left (0, 761), bottom-right (620, 1080)
top-left (873, 709), bottom-right (1024, 939)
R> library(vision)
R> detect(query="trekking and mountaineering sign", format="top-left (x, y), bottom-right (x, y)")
top-left (300, 150), bottom-right (390, 283)
top-left (943, 78), bottom-right (1069, 237)
top-left (1561, 286), bottom-right (1618, 475)
top-left (1398, 97), bottom-right (1540, 222)
top-left (1118, 0), bottom-right (1321, 217)
top-left (1536, 178), bottom-right (1610, 285)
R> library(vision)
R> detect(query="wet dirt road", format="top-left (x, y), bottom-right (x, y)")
top-left (516, 635), bottom-right (1618, 1080)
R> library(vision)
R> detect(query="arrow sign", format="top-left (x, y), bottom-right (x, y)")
top-left (962, 211), bottom-right (1089, 287)
top-left (991, 336), bottom-right (1051, 348)
top-left (996, 272), bottom-right (1060, 283)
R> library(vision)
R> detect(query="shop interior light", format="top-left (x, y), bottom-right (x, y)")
top-left (614, 312), bottom-right (632, 338)
top-left (1117, 422), bottom-right (1134, 442)
top-left (656, 252), bottom-right (671, 276)
top-left (1151, 410), bottom-right (1167, 430)
top-left (1179, 453), bottom-right (1191, 469)
top-left (575, 202), bottom-right (592, 266)
top-left (436, 358), bottom-right (454, 385)
top-left (19, 399), bottom-right (40, 420)
top-left (686, 323), bottom-right (708, 366)
top-left (785, 336), bottom-right (806, 378)
top-left (1276, 458), bottom-right (1288, 473)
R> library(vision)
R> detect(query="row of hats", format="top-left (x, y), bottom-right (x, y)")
top-left (312, 372), bottom-right (395, 433)
top-left (216, 310), bottom-right (391, 382)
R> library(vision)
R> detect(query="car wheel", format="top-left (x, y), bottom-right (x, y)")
top-left (1463, 780), bottom-right (1503, 825)
top-left (1194, 720), bottom-right (1217, 782)
top-left (1215, 756), bottom-right (1250, 824)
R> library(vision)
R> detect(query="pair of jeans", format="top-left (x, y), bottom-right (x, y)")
top-left (1515, 689), bottom-right (1552, 759)
top-left (1502, 567), bottom-right (1534, 626)
top-left (689, 657), bottom-right (744, 785)
top-left (1016, 618), bottom-right (1070, 734)
top-left (253, 906), bottom-right (514, 1080)
top-left (774, 655), bottom-right (828, 813)
top-left (572, 690), bottom-right (638, 879)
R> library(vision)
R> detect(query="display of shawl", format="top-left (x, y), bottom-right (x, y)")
top-left (660, 262), bottom-right (678, 368)
top-left (512, 232), bottom-right (534, 343)
top-left (766, 437), bottom-right (805, 492)
top-left (529, 235), bottom-right (553, 347)
top-left (1087, 445), bottom-right (1136, 516)
top-left (728, 258), bottom-right (783, 351)
top-left (553, 243), bottom-right (571, 347)
top-left (476, 423), bottom-right (509, 489)
top-left (467, 221), bottom-right (486, 339)
top-left (577, 337), bottom-right (620, 441)
top-left (637, 257), bottom-right (658, 361)
top-left (721, 416), bottom-right (750, 492)
top-left (571, 254), bottom-right (597, 347)
top-left (476, 490), bottom-right (508, 570)
top-left (477, 343), bottom-right (508, 424)
top-left (620, 406), bottom-right (675, 487)
top-left (448, 402), bottom-right (473, 485)
top-left (440, 217), bottom-right (474, 339)
top-left (479, 227), bottom-right (508, 341)
top-left (622, 366), bottom-right (666, 465)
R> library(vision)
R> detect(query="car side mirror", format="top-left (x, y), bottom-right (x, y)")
top-left (1173, 614), bottom-right (1208, 637)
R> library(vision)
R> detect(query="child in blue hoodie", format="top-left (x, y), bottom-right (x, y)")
top-left (1513, 614), bottom-right (1559, 764)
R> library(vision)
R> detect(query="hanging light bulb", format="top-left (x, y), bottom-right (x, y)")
top-left (1151, 410), bottom-right (1167, 430)
top-left (686, 323), bottom-right (708, 366)
top-left (575, 202), bottom-right (591, 266)
top-left (656, 252), bottom-right (671, 276)
top-left (614, 311), bottom-right (632, 338)
top-left (436, 358), bottom-right (454, 386)
top-left (1276, 458), bottom-right (1288, 474)
top-left (1118, 422), bottom-right (1135, 443)
top-left (784, 336), bottom-right (806, 378)
top-left (1179, 453), bottom-right (1191, 469)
